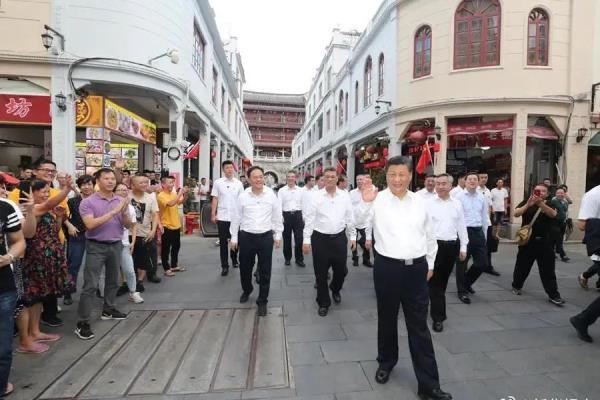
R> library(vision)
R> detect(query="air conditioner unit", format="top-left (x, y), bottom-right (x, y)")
top-left (170, 121), bottom-right (177, 142)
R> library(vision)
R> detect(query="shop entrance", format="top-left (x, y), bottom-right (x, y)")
top-left (0, 125), bottom-right (46, 174)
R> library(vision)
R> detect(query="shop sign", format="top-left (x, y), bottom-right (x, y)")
top-left (363, 159), bottom-right (386, 169)
top-left (76, 96), bottom-right (104, 127)
top-left (104, 99), bottom-right (157, 144)
top-left (448, 119), bottom-right (514, 135)
top-left (75, 140), bottom-right (139, 176)
top-left (0, 95), bottom-right (51, 125)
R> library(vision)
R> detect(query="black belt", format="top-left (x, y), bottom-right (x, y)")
top-left (88, 238), bottom-right (121, 245)
top-left (283, 210), bottom-right (301, 213)
top-left (467, 226), bottom-right (483, 230)
top-left (377, 253), bottom-right (426, 266)
top-left (240, 230), bottom-right (271, 237)
top-left (314, 230), bottom-right (345, 239)
top-left (437, 239), bottom-right (458, 244)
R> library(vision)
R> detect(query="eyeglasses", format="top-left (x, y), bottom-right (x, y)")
top-left (37, 168), bottom-right (57, 175)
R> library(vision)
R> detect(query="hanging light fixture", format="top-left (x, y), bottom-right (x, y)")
top-left (54, 92), bottom-right (67, 112)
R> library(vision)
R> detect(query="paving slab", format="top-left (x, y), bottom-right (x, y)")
top-left (320, 339), bottom-right (378, 362)
top-left (293, 363), bottom-right (371, 396)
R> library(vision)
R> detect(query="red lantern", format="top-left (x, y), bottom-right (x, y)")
top-left (210, 150), bottom-right (217, 158)
top-left (366, 144), bottom-right (376, 154)
top-left (407, 130), bottom-right (427, 143)
top-left (383, 147), bottom-right (389, 157)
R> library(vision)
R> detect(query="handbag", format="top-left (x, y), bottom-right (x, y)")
top-left (515, 208), bottom-right (542, 246)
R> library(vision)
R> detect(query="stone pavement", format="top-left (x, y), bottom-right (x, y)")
top-left (10, 237), bottom-right (600, 400)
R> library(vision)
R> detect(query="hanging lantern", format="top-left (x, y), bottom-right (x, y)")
top-left (407, 130), bottom-right (427, 143)
top-left (366, 144), bottom-right (376, 154)
top-left (383, 147), bottom-right (389, 157)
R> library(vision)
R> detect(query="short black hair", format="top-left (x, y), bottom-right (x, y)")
top-left (19, 164), bottom-right (32, 171)
top-left (161, 176), bottom-right (175, 183)
top-left (286, 170), bottom-right (297, 176)
top-left (222, 160), bottom-right (233, 169)
top-left (385, 156), bottom-right (413, 173)
top-left (425, 174), bottom-right (435, 179)
top-left (323, 167), bottom-right (337, 175)
top-left (32, 159), bottom-right (56, 169)
top-left (465, 171), bottom-right (479, 179)
top-left (247, 166), bottom-right (264, 178)
top-left (30, 179), bottom-right (49, 192)
top-left (76, 175), bottom-right (95, 187)
top-left (316, 174), bottom-right (323, 180)
top-left (94, 168), bottom-right (115, 179)
top-left (304, 175), bottom-right (314, 184)
top-left (337, 175), bottom-right (347, 183)
top-left (122, 169), bottom-right (131, 175)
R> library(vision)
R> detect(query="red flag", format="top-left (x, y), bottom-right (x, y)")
top-left (415, 144), bottom-right (432, 174)
top-left (183, 142), bottom-right (200, 159)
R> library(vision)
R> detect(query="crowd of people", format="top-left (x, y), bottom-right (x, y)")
top-left (0, 154), bottom-right (599, 400)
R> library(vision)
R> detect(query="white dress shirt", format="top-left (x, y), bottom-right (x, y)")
top-left (450, 185), bottom-right (466, 198)
top-left (427, 195), bottom-right (469, 253)
top-left (354, 190), bottom-right (438, 270)
top-left (490, 188), bottom-right (509, 212)
top-left (278, 185), bottom-right (303, 212)
top-left (456, 190), bottom-right (490, 237)
top-left (417, 188), bottom-right (437, 200)
top-left (229, 187), bottom-right (283, 243)
top-left (300, 186), bottom-right (317, 217)
top-left (349, 186), bottom-right (376, 231)
top-left (303, 188), bottom-right (356, 244)
top-left (578, 185), bottom-right (600, 261)
top-left (476, 186), bottom-right (492, 225)
top-left (211, 177), bottom-right (244, 221)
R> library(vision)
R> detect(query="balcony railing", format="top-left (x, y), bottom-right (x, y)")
top-left (253, 154), bottom-right (292, 162)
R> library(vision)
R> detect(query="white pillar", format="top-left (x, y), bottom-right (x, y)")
top-left (510, 111), bottom-right (528, 224)
top-left (213, 136), bottom-right (222, 181)
top-left (166, 107), bottom-right (184, 186)
top-left (434, 113), bottom-right (447, 174)
top-left (198, 131), bottom-right (210, 182)
top-left (51, 67), bottom-right (76, 173)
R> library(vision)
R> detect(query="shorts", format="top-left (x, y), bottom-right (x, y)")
top-left (133, 239), bottom-right (157, 271)
top-left (493, 211), bottom-right (505, 225)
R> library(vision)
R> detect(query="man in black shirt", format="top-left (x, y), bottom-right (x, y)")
top-left (0, 176), bottom-right (27, 397)
top-left (511, 183), bottom-right (565, 306)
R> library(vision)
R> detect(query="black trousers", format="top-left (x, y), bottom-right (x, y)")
top-left (217, 220), bottom-right (238, 268)
top-left (311, 231), bottom-right (348, 307)
top-left (574, 261), bottom-right (600, 327)
top-left (512, 238), bottom-right (560, 299)
top-left (583, 261), bottom-right (600, 279)
top-left (429, 240), bottom-right (459, 323)
top-left (161, 227), bottom-right (181, 270)
top-left (455, 227), bottom-right (488, 295)
top-left (554, 222), bottom-right (567, 258)
top-left (283, 211), bottom-right (304, 262)
top-left (352, 228), bottom-right (371, 262)
top-left (239, 231), bottom-right (273, 305)
top-left (486, 225), bottom-right (498, 269)
top-left (374, 254), bottom-right (440, 392)
top-left (41, 295), bottom-right (58, 321)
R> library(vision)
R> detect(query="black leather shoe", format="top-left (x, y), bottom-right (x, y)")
top-left (295, 260), bottom-right (306, 267)
top-left (466, 286), bottom-right (475, 294)
top-left (432, 321), bottom-right (443, 332)
top-left (363, 259), bottom-right (373, 268)
top-left (332, 292), bottom-right (341, 304)
top-left (418, 387), bottom-right (452, 400)
top-left (232, 262), bottom-right (239, 269)
top-left (147, 275), bottom-right (162, 283)
top-left (318, 306), bottom-right (328, 317)
top-left (484, 268), bottom-right (501, 276)
top-left (284, 259), bottom-right (291, 266)
top-left (221, 267), bottom-right (229, 276)
top-left (352, 258), bottom-right (359, 267)
top-left (239, 292), bottom-right (250, 303)
top-left (257, 303), bottom-right (267, 316)
top-left (458, 294), bottom-right (471, 304)
top-left (374, 368), bottom-right (390, 384)
top-left (570, 316), bottom-right (593, 343)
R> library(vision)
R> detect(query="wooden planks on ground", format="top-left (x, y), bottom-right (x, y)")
top-left (80, 310), bottom-right (180, 398)
top-left (39, 311), bottom-right (152, 400)
top-left (128, 310), bottom-right (204, 395)
top-left (253, 306), bottom-right (288, 389)
top-left (167, 309), bottom-right (233, 394)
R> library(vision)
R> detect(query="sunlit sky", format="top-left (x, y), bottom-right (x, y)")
top-left (211, 0), bottom-right (382, 94)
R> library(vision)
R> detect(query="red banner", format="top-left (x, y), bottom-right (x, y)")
top-left (448, 119), bottom-right (514, 135)
top-left (0, 95), bottom-right (51, 125)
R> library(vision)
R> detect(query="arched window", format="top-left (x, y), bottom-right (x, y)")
top-left (528, 8), bottom-right (549, 66)
top-left (454, 0), bottom-right (501, 69)
top-left (344, 92), bottom-right (349, 122)
top-left (354, 81), bottom-right (359, 114)
top-left (378, 53), bottom-right (385, 96)
top-left (364, 56), bottom-right (372, 107)
top-left (339, 90), bottom-right (344, 126)
top-left (414, 26), bottom-right (432, 78)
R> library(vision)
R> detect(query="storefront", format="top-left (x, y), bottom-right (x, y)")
top-left (354, 136), bottom-right (389, 189)
top-left (587, 132), bottom-right (600, 190)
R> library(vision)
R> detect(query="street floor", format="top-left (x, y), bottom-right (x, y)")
top-left (10, 236), bottom-right (600, 400)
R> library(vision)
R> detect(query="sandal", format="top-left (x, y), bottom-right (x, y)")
top-left (35, 333), bottom-right (62, 342)
top-left (4, 382), bottom-right (13, 396)
top-left (171, 266), bottom-right (186, 272)
top-left (16, 342), bottom-right (49, 354)
top-left (164, 270), bottom-right (176, 277)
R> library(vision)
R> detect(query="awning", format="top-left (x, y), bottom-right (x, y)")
top-left (526, 126), bottom-right (559, 140)
top-left (447, 119), bottom-right (559, 140)
top-left (589, 132), bottom-right (600, 147)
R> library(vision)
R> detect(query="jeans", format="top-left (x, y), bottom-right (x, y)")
top-left (0, 291), bottom-right (16, 394)
top-left (121, 244), bottom-right (136, 293)
top-left (67, 233), bottom-right (86, 291)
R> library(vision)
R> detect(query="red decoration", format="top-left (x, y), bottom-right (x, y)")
top-left (383, 148), bottom-right (389, 157)
top-left (415, 144), bottom-right (432, 174)
top-left (354, 149), bottom-right (363, 158)
top-left (364, 159), bottom-right (386, 169)
top-left (0, 95), bottom-right (51, 125)
top-left (0, 171), bottom-right (19, 185)
top-left (406, 130), bottom-right (427, 143)
top-left (210, 150), bottom-right (217, 158)
top-left (183, 142), bottom-right (200, 159)
top-left (366, 145), bottom-right (376, 154)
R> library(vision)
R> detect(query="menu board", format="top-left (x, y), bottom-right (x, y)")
top-left (75, 141), bottom-right (139, 177)
top-left (104, 99), bottom-right (157, 144)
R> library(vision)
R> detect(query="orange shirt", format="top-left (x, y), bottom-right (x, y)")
top-left (157, 191), bottom-right (181, 230)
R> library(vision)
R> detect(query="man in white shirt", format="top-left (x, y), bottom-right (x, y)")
top-left (427, 174), bottom-right (468, 333)
top-left (300, 175), bottom-right (316, 218)
top-left (349, 174), bottom-right (374, 268)
top-left (198, 177), bottom-right (209, 210)
top-left (303, 167), bottom-right (356, 317)
top-left (278, 171), bottom-right (305, 267)
top-left (570, 185), bottom-right (600, 343)
top-left (455, 173), bottom-right (491, 304)
top-left (355, 156), bottom-right (451, 400)
top-left (337, 175), bottom-right (349, 191)
top-left (211, 160), bottom-right (245, 276)
top-left (417, 175), bottom-right (436, 200)
top-left (449, 173), bottom-right (466, 198)
top-left (490, 178), bottom-right (509, 229)
top-left (230, 166), bottom-right (283, 317)
top-left (477, 173), bottom-right (500, 276)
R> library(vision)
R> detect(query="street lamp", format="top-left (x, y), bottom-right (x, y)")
top-left (374, 100), bottom-right (392, 115)
top-left (54, 92), bottom-right (67, 112)
top-left (41, 24), bottom-right (66, 51)
top-left (148, 49), bottom-right (180, 65)
top-left (576, 127), bottom-right (589, 143)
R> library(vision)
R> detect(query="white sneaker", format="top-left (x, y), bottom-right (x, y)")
top-left (129, 292), bottom-right (144, 303)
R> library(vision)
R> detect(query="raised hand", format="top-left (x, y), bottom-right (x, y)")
top-left (361, 187), bottom-right (378, 203)
top-left (114, 157), bottom-right (125, 170)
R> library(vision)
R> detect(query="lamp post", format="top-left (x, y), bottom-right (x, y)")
top-left (576, 127), bottom-right (589, 143)
top-left (148, 49), bottom-right (180, 65)
top-left (41, 24), bottom-right (66, 52)
top-left (374, 100), bottom-right (392, 116)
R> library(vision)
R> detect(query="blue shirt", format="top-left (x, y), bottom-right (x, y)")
top-left (457, 190), bottom-right (489, 229)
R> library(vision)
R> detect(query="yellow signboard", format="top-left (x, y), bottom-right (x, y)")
top-left (76, 96), bottom-right (104, 127)
top-left (104, 99), bottom-right (157, 144)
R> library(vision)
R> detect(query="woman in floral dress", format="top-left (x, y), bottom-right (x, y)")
top-left (16, 178), bottom-right (73, 353)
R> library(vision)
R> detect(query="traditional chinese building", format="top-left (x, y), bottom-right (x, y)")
top-left (243, 91), bottom-right (305, 185)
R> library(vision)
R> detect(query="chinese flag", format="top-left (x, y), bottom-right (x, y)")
top-left (184, 142), bottom-right (200, 160)
top-left (415, 145), bottom-right (432, 174)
